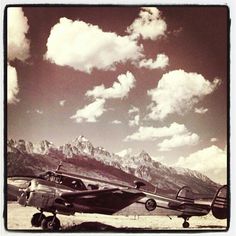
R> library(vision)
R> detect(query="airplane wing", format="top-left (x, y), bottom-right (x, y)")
top-left (142, 185), bottom-right (227, 219)
top-left (59, 187), bottom-right (146, 215)
top-left (60, 188), bottom-right (120, 199)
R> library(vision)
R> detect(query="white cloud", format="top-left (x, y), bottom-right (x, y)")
top-left (128, 106), bottom-right (139, 114)
top-left (124, 122), bottom-right (188, 141)
top-left (111, 120), bottom-right (122, 124)
top-left (45, 18), bottom-right (143, 73)
top-left (86, 71), bottom-right (135, 99)
top-left (194, 107), bottom-right (208, 114)
top-left (116, 148), bottom-right (133, 157)
top-left (128, 105), bottom-right (140, 127)
top-left (7, 64), bottom-right (19, 104)
top-left (7, 7), bottom-right (30, 61)
top-left (129, 114), bottom-right (140, 127)
top-left (127, 7), bottom-right (167, 40)
top-left (211, 137), bottom-right (218, 142)
top-left (70, 98), bottom-right (106, 123)
top-left (147, 70), bottom-right (221, 120)
top-left (158, 133), bottom-right (199, 151)
top-left (138, 54), bottom-right (169, 69)
top-left (174, 145), bottom-right (227, 184)
top-left (59, 100), bottom-right (66, 106)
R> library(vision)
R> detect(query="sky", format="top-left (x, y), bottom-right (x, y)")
top-left (7, 6), bottom-right (228, 184)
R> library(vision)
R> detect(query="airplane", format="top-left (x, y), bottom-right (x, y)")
top-left (7, 166), bottom-right (148, 231)
top-left (140, 184), bottom-right (228, 228)
top-left (7, 163), bottom-right (228, 230)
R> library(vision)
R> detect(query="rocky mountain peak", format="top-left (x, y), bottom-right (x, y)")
top-left (73, 135), bottom-right (89, 143)
top-left (138, 150), bottom-right (152, 162)
top-left (7, 137), bottom-right (220, 195)
top-left (94, 146), bottom-right (111, 158)
top-left (39, 140), bottom-right (55, 154)
top-left (59, 136), bottom-right (94, 157)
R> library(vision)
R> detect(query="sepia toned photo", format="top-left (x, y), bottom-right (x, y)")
top-left (6, 5), bottom-right (229, 232)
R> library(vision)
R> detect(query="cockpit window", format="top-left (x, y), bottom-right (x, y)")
top-left (39, 171), bottom-right (87, 190)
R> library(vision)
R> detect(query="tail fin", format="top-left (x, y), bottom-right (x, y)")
top-left (211, 185), bottom-right (227, 219)
top-left (176, 186), bottom-right (194, 203)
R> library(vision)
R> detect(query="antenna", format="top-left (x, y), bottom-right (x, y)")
top-left (56, 161), bottom-right (63, 172)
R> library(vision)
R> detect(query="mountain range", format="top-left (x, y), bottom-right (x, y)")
top-left (7, 135), bottom-right (219, 197)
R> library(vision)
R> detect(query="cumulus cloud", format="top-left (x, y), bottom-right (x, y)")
top-left (194, 107), bottom-right (208, 114)
top-left (124, 122), bottom-right (188, 141)
top-left (116, 148), bottom-right (133, 157)
top-left (59, 100), bottom-right (66, 106)
top-left (70, 99), bottom-right (106, 123)
top-left (128, 105), bottom-right (140, 127)
top-left (129, 114), bottom-right (140, 127)
top-left (147, 70), bottom-right (221, 120)
top-left (45, 18), bottom-right (143, 73)
top-left (138, 54), bottom-right (169, 69)
top-left (86, 72), bottom-right (135, 99)
top-left (158, 133), bottom-right (199, 151)
top-left (128, 106), bottom-right (139, 114)
top-left (72, 72), bottom-right (135, 123)
top-left (127, 7), bottom-right (167, 40)
top-left (174, 145), bottom-right (227, 184)
top-left (7, 7), bottom-right (30, 61)
top-left (8, 64), bottom-right (19, 104)
top-left (111, 120), bottom-right (122, 124)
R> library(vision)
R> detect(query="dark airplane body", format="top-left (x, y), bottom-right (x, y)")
top-left (7, 166), bottom-right (228, 230)
top-left (7, 172), bottom-right (146, 230)
top-left (141, 185), bottom-right (227, 228)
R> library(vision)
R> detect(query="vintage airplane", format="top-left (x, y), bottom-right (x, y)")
top-left (7, 167), bottom-right (148, 230)
top-left (7, 163), bottom-right (228, 230)
top-left (140, 184), bottom-right (228, 228)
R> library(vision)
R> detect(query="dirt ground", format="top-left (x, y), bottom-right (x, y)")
top-left (5, 202), bottom-right (227, 231)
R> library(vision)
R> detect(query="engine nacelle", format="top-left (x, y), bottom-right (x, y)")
top-left (18, 179), bottom-right (55, 209)
top-left (145, 198), bottom-right (157, 211)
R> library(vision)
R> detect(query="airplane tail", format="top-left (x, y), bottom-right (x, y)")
top-left (176, 186), bottom-right (194, 203)
top-left (211, 185), bottom-right (227, 219)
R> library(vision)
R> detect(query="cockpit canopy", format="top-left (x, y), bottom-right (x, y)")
top-left (39, 171), bottom-right (87, 191)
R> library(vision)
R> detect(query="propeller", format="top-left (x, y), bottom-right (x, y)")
top-left (18, 179), bottom-right (37, 206)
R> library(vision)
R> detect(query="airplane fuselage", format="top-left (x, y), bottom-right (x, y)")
top-left (8, 177), bottom-right (145, 215)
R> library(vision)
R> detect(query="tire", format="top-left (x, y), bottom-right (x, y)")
top-left (41, 216), bottom-right (61, 230)
top-left (183, 221), bottom-right (190, 228)
top-left (31, 213), bottom-right (46, 227)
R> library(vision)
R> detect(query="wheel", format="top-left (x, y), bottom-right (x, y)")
top-left (183, 221), bottom-right (190, 228)
top-left (31, 213), bottom-right (46, 227)
top-left (41, 216), bottom-right (61, 230)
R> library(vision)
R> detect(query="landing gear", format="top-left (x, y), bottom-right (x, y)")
top-left (182, 217), bottom-right (190, 228)
top-left (41, 215), bottom-right (61, 230)
top-left (182, 221), bottom-right (190, 228)
top-left (31, 212), bottom-right (46, 227)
